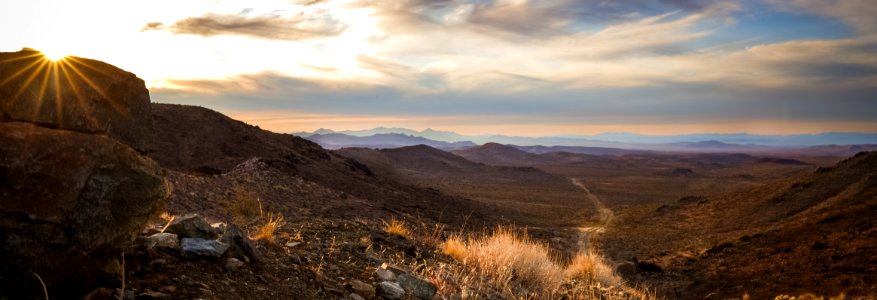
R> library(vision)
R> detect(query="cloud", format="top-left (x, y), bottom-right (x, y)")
top-left (144, 12), bottom-right (344, 40)
top-left (140, 22), bottom-right (165, 32)
top-left (769, 0), bottom-right (877, 33)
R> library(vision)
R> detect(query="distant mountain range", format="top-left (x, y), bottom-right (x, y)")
top-left (304, 132), bottom-right (477, 150)
top-left (294, 127), bottom-right (877, 149)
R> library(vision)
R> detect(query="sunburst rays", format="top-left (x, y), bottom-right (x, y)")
top-left (0, 50), bottom-right (123, 130)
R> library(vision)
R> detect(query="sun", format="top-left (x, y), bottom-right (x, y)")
top-left (40, 48), bottom-right (69, 61)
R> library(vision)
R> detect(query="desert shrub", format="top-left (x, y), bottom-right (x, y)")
top-left (384, 218), bottom-right (411, 239)
top-left (565, 251), bottom-right (622, 288)
top-left (228, 185), bottom-right (261, 225)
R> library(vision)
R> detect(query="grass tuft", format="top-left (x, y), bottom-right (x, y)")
top-left (384, 218), bottom-right (411, 239)
top-left (252, 213), bottom-right (284, 243)
top-left (564, 251), bottom-right (622, 288)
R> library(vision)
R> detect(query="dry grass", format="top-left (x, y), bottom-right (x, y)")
top-left (440, 227), bottom-right (564, 296)
top-left (433, 226), bottom-right (655, 299)
top-left (228, 185), bottom-right (262, 225)
top-left (252, 213), bottom-right (284, 243)
top-left (564, 251), bottom-right (622, 288)
top-left (384, 218), bottom-right (412, 239)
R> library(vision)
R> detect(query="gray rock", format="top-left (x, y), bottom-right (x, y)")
top-left (220, 224), bottom-right (260, 262)
top-left (166, 214), bottom-right (218, 239)
top-left (142, 233), bottom-right (180, 250)
top-left (397, 273), bottom-right (437, 300)
top-left (349, 293), bottom-right (366, 300)
top-left (180, 238), bottom-right (229, 258)
top-left (375, 268), bottom-right (396, 282)
top-left (375, 263), bottom-right (403, 281)
top-left (376, 281), bottom-right (404, 300)
top-left (225, 257), bottom-right (245, 271)
top-left (347, 279), bottom-right (375, 299)
top-left (0, 48), bottom-right (154, 151)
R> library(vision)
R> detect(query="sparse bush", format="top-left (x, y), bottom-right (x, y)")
top-left (565, 251), bottom-right (622, 288)
top-left (384, 218), bottom-right (411, 239)
top-left (229, 184), bottom-right (261, 225)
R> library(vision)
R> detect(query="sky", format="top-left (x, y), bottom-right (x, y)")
top-left (1, 0), bottom-right (876, 136)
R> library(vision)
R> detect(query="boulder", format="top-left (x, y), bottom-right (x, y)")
top-left (397, 273), bottom-right (437, 300)
top-left (0, 121), bottom-right (169, 296)
top-left (376, 281), bottom-right (404, 300)
top-left (0, 48), bottom-right (153, 152)
top-left (220, 224), bottom-right (260, 262)
top-left (180, 238), bottom-right (229, 258)
top-left (165, 214), bottom-right (218, 239)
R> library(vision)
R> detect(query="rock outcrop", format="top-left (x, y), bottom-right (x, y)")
top-left (0, 48), bottom-right (168, 297)
top-left (0, 48), bottom-right (153, 152)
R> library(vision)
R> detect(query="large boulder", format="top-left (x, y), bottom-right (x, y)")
top-left (0, 48), bottom-right (153, 152)
top-left (0, 49), bottom-right (168, 297)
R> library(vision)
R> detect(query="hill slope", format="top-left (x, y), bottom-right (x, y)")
top-left (600, 151), bottom-right (877, 298)
top-left (147, 103), bottom-right (493, 225)
top-left (336, 145), bottom-right (599, 228)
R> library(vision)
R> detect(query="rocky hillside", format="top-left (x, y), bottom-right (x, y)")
top-left (601, 151), bottom-right (877, 298)
top-left (147, 103), bottom-right (496, 227)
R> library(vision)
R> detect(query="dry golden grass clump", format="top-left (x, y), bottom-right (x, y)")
top-left (440, 227), bottom-right (564, 295)
top-left (565, 251), bottom-right (623, 288)
top-left (434, 226), bottom-right (653, 299)
top-left (252, 212), bottom-right (284, 243)
top-left (384, 218), bottom-right (412, 239)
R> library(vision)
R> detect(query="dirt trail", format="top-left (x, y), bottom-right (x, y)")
top-left (570, 178), bottom-right (614, 252)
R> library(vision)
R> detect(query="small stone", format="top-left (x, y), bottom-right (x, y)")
top-left (142, 232), bottom-right (180, 250)
top-left (165, 214), bottom-right (218, 239)
top-left (225, 257), bottom-right (245, 271)
top-left (375, 268), bottom-right (395, 282)
top-left (149, 259), bottom-right (167, 270)
top-left (158, 286), bottom-right (176, 293)
top-left (397, 274), bottom-right (437, 300)
top-left (180, 238), bottom-right (229, 258)
top-left (347, 279), bottom-right (376, 299)
top-left (349, 293), bottom-right (366, 300)
top-left (135, 291), bottom-right (170, 300)
top-left (211, 222), bottom-right (227, 235)
top-left (376, 281), bottom-right (404, 300)
top-left (289, 254), bottom-right (303, 265)
top-left (285, 241), bottom-right (301, 248)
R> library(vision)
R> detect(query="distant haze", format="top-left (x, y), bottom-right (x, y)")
top-left (296, 127), bottom-right (877, 148)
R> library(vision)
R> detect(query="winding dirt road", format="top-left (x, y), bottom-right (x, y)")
top-left (571, 178), bottom-right (613, 252)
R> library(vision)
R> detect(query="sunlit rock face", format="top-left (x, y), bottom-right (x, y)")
top-left (0, 49), bottom-right (168, 297)
top-left (0, 48), bottom-right (153, 152)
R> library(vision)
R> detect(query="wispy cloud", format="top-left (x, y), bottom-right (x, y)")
top-left (144, 11), bottom-right (344, 40)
